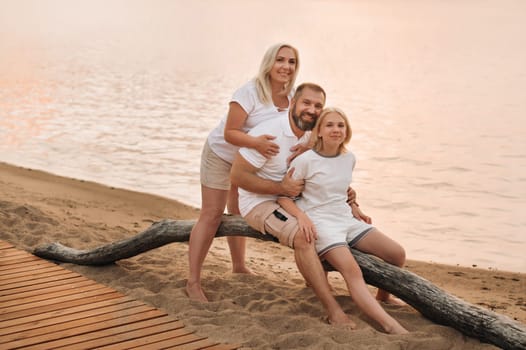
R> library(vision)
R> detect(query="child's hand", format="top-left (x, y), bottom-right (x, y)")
top-left (297, 213), bottom-right (317, 243)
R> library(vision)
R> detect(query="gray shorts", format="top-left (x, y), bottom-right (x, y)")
top-left (243, 201), bottom-right (299, 248)
top-left (200, 141), bottom-right (231, 190)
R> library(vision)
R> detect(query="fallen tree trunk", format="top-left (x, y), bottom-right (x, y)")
top-left (34, 216), bottom-right (526, 350)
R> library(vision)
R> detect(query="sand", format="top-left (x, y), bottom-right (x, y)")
top-left (1, 161), bottom-right (524, 349)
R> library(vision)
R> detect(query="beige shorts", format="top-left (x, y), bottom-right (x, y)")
top-left (243, 201), bottom-right (299, 248)
top-left (200, 141), bottom-right (231, 190)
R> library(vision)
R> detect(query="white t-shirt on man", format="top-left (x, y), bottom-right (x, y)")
top-left (237, 116), bottom-right (310, 216)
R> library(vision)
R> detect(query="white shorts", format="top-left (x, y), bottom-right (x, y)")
top-left (314, 215), bottom-right (374, 257)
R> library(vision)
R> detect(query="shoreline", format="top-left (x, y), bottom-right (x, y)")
top-left (0, 160), bottom-right (520, 273)
top-left (1, 161), bottom-right (524, 349)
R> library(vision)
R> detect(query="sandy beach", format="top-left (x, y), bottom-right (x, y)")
top-left (1, 161), bottom-right (524, 349)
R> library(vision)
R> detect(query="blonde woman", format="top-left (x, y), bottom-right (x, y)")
top-left (278, 108), bottom-right (408, 334)
top-left (187, 43), bottom-right (301, 302)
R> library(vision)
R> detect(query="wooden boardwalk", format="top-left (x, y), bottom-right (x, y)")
top-left (0, 241), bottom-right (240, 350)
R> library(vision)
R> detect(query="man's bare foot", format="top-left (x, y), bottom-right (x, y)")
top-left (185, 281), bottom-right (208, 302)
top-left (232, 266), bottom-right (255, 274)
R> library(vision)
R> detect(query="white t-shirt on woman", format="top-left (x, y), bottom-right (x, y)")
top-left (206, 80), bottom-right (292, 164)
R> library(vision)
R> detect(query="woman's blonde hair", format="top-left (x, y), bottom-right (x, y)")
top-left (311, 107), bottom-right (352, 154)
top-left (255, 43), bottom-right (300, 104)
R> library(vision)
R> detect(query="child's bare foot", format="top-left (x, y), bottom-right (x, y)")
top-left (327, 313), bottom-right (357, 329)
top-left (376, 289), bottom-right (406, 306)
top-left (378, 295), bottom-right (407, 306)
top-left (384, 321), bottom-right (409, 335)
top-left (185, 281), bottom-right (208, 302)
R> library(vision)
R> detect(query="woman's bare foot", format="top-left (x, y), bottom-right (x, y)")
top-left (232, 266), bottom-right (255, 274)
top-left (185, 281), bottom-right (208, 302)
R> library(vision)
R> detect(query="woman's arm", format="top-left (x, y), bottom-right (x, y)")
top-left (277, 197), bottom-right (317, 243)
top-left (224, 102), bottom-right (279, 158)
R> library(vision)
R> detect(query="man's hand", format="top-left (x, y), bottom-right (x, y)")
top-left (346, 187), bottom-right (357, 205)
top-left (351, 203), bottom-right (372, 224)
top-left (347, 187), bottom-right (372, 223)
top-left (280, 167), bottom-right (304, 197)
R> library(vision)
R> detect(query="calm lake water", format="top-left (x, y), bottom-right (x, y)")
top-left (1, 0), bottom-right (525, 272)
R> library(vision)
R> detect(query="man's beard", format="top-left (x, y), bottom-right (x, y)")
top-left (292, 110), bottom-right (317, 131)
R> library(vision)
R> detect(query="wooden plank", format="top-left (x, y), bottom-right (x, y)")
top-left (0, 275), bottom-right (88, 296)
top-left (0, 268), bottom-right (78, 285)
top-left (0, 241), bottom-right (240, 350)
top-left (202, 344), bottom-right (243, 350)
top-left (153, 337), bottom-right (218, 350)
top-left (0, 249), bottom-right (31, 258)
top-left (1, 283), bottom-right (110, 308)
top-left (0, 279), bottom-right (97, 302)
top-left (0, 286), bottom-right (119, 314)
top-left (0, 259), bottom-right (54, 274)
top-left (137, 333), bottom-right (214, 350)
top-left (0, 260), bottom-right (60, 274)
top-left (67, 323), bottom-right (192, 350)
top-left (0, 304), bottom-right (160, 343)
top-left (0, 254), bottom-right (40, 266)
top-left (0, 290), bottom-right (123, 321)
top-left (0, 270), bottom-right (81, 291)
top-left (0, 263), bottom-right (64, 278)
top-left (0, 241), bottom-right (14, 249)
top-left (0, 250), bottom-right (39, 261)
top-left (146, 333), bottom-right (210, 349)
top-left (18, 315), bottom-right (180, 349)
top-left (0, 298), bottom-right (141, 335)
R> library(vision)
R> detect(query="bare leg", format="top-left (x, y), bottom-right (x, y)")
top-left (226, 184), bottom-right (253, 274)
top-left (354, 228), bottom-right (406, 305)
top-left (293, 233), bottom-right (355, 328)
top-left (324, 247), bottom-right (408, 334)
top-left (305, 271), bottom-right (335, 293)
top-left (186, 185), bottom-right (228, 302)
top-left (226, 236), bottom-right (251, 273)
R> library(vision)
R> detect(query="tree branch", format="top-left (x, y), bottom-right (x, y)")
top-left (33, 216), bottom-right (526, 350)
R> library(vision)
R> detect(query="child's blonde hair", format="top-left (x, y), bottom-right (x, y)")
top-left (311, 107), bottom-right (352, 154)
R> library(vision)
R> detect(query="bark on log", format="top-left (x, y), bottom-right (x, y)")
top-left (33, 216), bottom-right (526, 350)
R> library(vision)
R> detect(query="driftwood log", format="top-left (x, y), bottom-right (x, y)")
top-left (34, 216), bottom-right (526, 350)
